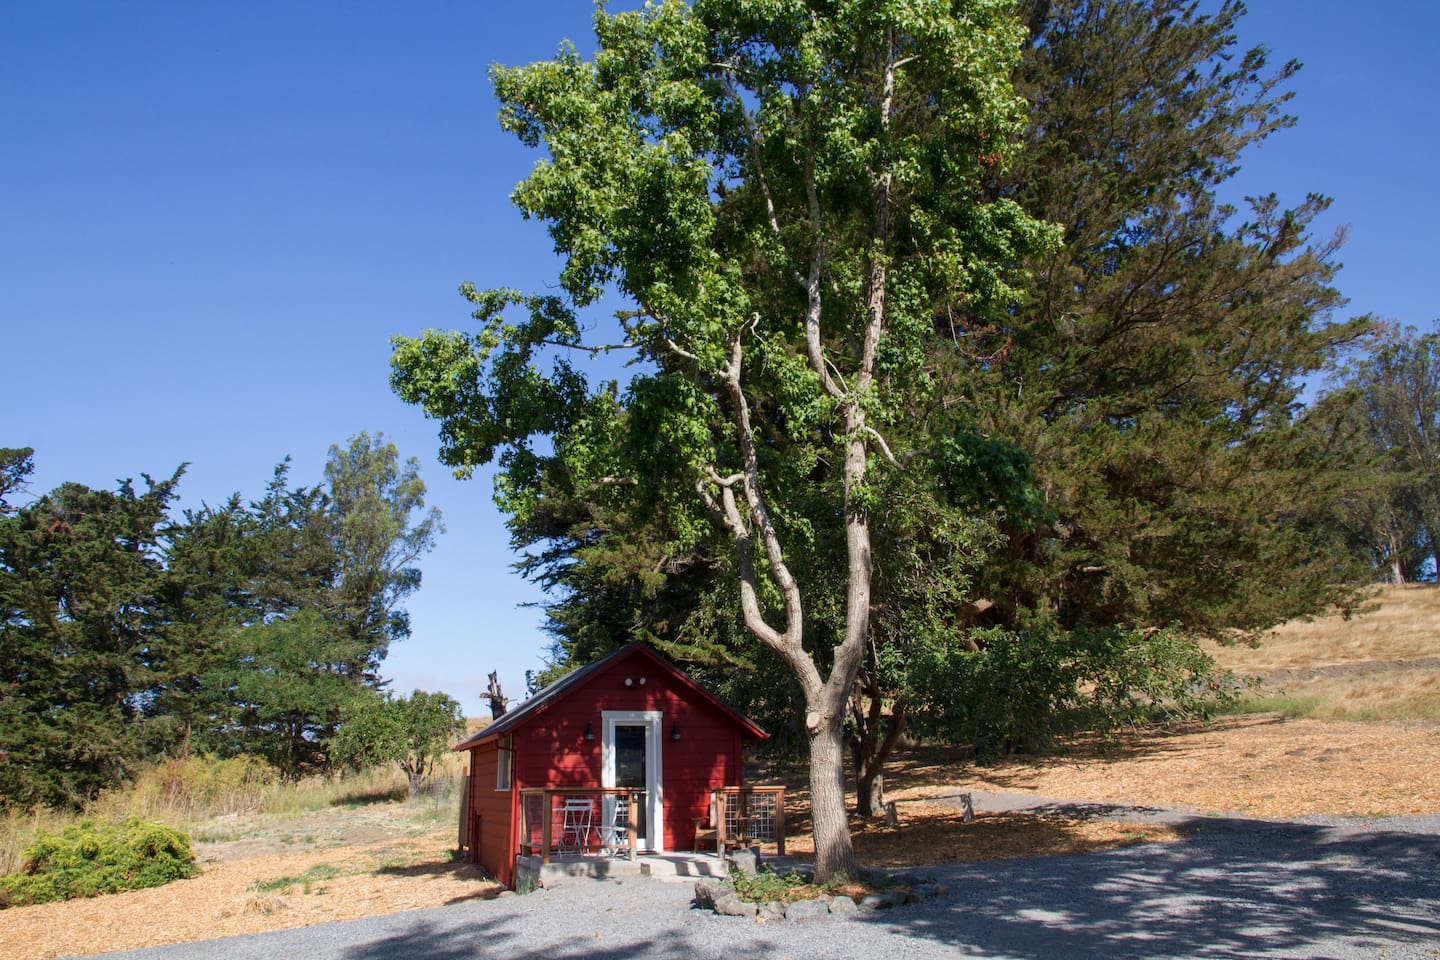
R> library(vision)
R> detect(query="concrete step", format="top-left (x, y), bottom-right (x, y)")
top-left (517, 852), bottom-right (731, 888)
top-left (639, 854), bottom-right (730, 879)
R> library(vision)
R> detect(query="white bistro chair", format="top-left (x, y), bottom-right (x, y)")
top-left (557, 797), bottom-right (594, 855)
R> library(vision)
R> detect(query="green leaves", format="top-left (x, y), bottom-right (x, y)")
top-left (1319, 324), bottom-right (1440, 582)
top-left (393, 0), bottom-right (1055, 878)
top-left (907, 625), bottom-right (1236, 758)
top-left (0, 818), bottom-right (197, 907)
top-left (1, 437), bottom-right (445, 805)
top-left (330, 690), bottom-right (465, 797)
top-left (0, 471), bottom-right (177, 808)
top-left (938, 0), bottom-right (1379, 637)
top-left (393, 0), bottom-right (1051, 534)
top-left (932, 431), bottom-right (1047, 522)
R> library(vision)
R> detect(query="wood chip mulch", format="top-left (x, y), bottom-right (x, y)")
top-left (0, 828), bottom-right (502, 960)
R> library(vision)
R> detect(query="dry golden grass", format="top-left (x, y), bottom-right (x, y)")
top-left (1236, 670), bottom-right (1440, 723)
top-left (1206, 583), bottom-right (1439, 672)
top-left (0, 759), bottom-right (472, 876)
top-left (1202, 583), bottom-right (1440, 723)
top-left (931, 717), bottom-right (1440, 818)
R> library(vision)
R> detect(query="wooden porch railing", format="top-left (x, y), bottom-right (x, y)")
top-left (518, 788), bottom-right (641, 865)
top-left (708, 786), bottom-right (786, 856)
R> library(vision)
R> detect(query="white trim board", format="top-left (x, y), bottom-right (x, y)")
top-left (600, 710), bottom-right (664, 853)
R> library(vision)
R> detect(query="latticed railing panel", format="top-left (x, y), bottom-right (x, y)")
top-left (715, 787), bottom-right (786, 853)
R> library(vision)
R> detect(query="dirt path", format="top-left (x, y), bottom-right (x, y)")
top-left (1258, 656), bottom-right (1440, 684)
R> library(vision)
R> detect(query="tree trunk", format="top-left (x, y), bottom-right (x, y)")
top-left (856, 761), bottom-right (884, 819)
top-left (808, 711), bottom-right (858, 880)
top-left (1388, 526), bottom-right (1406, 584)
top-left (849, 660), bottom-right (908, 818)
top-left (852, 703), bottom-right (906, 818)
top-left (483, 670), bottom-right (509, 719)
top-left (1426, 520), bottom-right (1440, 582)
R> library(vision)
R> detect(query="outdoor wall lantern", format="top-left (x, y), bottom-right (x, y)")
top-left (623, 676), bottom-right (647, 687)
top-left (670, 723), bottom-right (682, 741)
top-left (584, 720), bottom-right (596, 742)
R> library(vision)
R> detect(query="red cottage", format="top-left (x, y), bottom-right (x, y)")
top-left (455, 642), bottom-right (776, 888)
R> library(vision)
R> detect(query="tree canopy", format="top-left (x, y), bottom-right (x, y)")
top-left (425, 0), bottom-right (1382, 829)
top-left (0, 435), bottom-right (445, 805)
top-left (0, 469), bottom-right (178, 808)
top-left (330, 689), bottom-right (466, 799)
top-left (1317, 324), bottom-right (1440, 583)
top-left (393, 0), bottom-right (1054, 878)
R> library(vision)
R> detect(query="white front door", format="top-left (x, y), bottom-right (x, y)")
top-left (601, 710), bottom-right (663, 852)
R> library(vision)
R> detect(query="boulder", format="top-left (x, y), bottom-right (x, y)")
top-left (784, 898), bottom-right (831, 921)
top-left (693, 877), bottom-right (730, 907)
top-left (713, 893), bottom-right (759, 918)
top-left (828, 895), bottom-right (858, 917)
top-left (728, 848), bottom-right (761, 879)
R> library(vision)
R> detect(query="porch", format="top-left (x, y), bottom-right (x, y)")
top-left (517, 785), bottom-right (787, 865)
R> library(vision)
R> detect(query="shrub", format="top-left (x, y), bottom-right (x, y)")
top-left (0, 818), bottom-right (197, 908)
top-left (119, 754), bottom-right (278, 819)
top-left (730, 868), bottom-right (867, 903)
top-left (910, 625), bottom-right (1242, 758)
top-left (731, 868), bottom-right (811, 903)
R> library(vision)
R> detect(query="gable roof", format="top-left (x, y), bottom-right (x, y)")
top-left (453, 641), bottom-right (767, 751)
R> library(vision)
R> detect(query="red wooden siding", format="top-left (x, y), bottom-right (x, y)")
top-left (466, 739), bottom-right (519, 886)
top-left (510, 651), bottom-right (745, 851)
top-left (465, 645), bottom-right (759, 883)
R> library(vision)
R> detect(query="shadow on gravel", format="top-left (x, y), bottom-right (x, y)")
top-left (1024, 801), bottom-right (1177, 819)
top-left (336, 914), bottom-right (702, 960)
top-left (861, 818), bottom-right (1440, 958)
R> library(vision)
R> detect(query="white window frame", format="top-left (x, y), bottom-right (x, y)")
top-left (496, 736), bottom-right (513, 791)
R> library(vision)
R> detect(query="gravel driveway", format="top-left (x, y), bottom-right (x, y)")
top-left (84, 798), bottom-right (1440, 960)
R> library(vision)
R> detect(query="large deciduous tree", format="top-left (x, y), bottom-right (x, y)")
top-left (483, 0), bottom-right (1380, 821)
top-left (392, 0), bottom-right (1053, 878)
top-left (1321, 325), bottom-right (1440, 582)
top-left (323, 432), bottom-right (444, 683)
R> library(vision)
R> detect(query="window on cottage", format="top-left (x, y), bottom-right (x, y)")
top-left (497, 736), bottom-right (513, 790)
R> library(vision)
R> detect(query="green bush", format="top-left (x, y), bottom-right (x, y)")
top-left (731, 868), bottom-right (860, 903)
top-left (910, 625), bottom-right (1242, 758)
top-left (0, 818), bottom-right (197, 908)
top-left (731, 868), bottom-right (810, 902)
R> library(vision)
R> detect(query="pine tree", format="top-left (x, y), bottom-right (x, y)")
top-left (0, 470), bottom-right (179, 808)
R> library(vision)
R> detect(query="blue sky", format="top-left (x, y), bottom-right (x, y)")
top-left (3, 2), bottom-right (1436, 715)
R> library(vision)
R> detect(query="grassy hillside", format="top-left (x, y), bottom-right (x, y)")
top-left (1205, 584), bottom-right (1440, 723)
